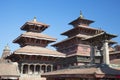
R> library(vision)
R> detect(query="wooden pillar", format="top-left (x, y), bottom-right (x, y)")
top-left (51, 65), bottom-right (53, 71)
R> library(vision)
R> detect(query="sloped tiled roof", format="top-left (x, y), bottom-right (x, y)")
top-left (42, 67), bottom-right (97, 76)
top-left (61, 25), bottom-right (104, 35)
top-left (83, 32), bottom-right (117, 41)
top-left (66, 53), bottom-right (90, 57)
top-left (13, 32), bottom-right (56, 43)
top-left (42, 65), bottom-right (120, 78)
top-left (110, 51), bottom-right (120, 54)
top-left (14, 46), bottom-right (66, 57)
top-left (21, 21), bottom-right (49, 30)
top-left (52, 33), bottom-right (91, 46)
top-left (26, 21), bottom-right (48, 26)
top-left (95, 66), bottom-right (120, 75)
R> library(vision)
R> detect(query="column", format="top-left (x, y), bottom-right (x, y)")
top-left (41, 64), bottom-right (45, 73)
top-left (28, 64), bottom-right (30, 74)
top-left (51, 65), bottom-right (53, 71)
top-left (40, 65), bottom-right (41, 73)
top-left (45, 65), bottom-right (47, 72)
top-left (99, 47), bottom-right (103, 64)
top-left (21, 64), bottom-right (23, 74)
top-left (90, 45), bottom-right (95, 64)
top-left (34, 64), bottom-right (36, 74)
top-left (103, 40), bottom-right (110, 65)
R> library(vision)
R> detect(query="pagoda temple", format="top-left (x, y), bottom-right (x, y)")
top-left (7, 17), bottom-right (65, 80)
top-left (42, 12), bottom-right (120, 80)
top-left (52, 12), bottom-right (105, 69)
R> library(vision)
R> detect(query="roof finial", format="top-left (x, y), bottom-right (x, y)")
top-left (33, 16), bottom-right (37, 22)
top-left (80, 11), bottom-right (84, 19)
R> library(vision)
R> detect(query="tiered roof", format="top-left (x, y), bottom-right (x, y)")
top-left (82, 32), bottom-right (117, 46)
top-left (14, 45), bottom-right (65, 57)
top-left (83, 32), bottom-right (117, 41)
top-left (52, 12), bottom-right (117, 58)
top-left (13, 32), bottom-right (56, 43)
top-left (61, 25), bottom-right (104, 36)
top-left (52, 34), bottom-right (91, 46)
top-left (21, 17), bottom-right (49, 32)
top-left (69, 11), bottom-right (94, 26)
top-left (53, 13), bottom-right (104, 47)
top-left (14, 17), bottom-right (56, 45)
top-left (12, 17), bottom-right (65, 57)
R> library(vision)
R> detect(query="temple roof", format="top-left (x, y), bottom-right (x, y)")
top-left (13, 32), bottom-right (56, 43)
top-left (95, 66), bottom-right (120, 75)
top-left (0, 62), bottom-right (20, 78)
top-left (52, 34), bottom-right (91, 46)
top-left (82, 32), bottom-right (117, 42)
top-left (66, 52), bottom-right (90, 57)
top-left (13, 45), bottom-right (66, 57)
top-left (69, 16), bottom-right (94, 26)
top-left (42, 67), bottom-right (97, 76)
top-left (42, 65), bottom-right (120, 78)
top-left (61, 25), bottom-right (104, 36)
top-left (108, 40), bottom-right (117, 45)
top-left (21, 18), bottom-right (49, 32)
top-left (110, 51), bottom-right (120, 54)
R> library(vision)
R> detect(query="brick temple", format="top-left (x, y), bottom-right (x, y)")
top-left (0, 12), bottom-right (120, 80)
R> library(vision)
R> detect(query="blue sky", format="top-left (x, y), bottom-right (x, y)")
top-left (0, 0), bottom-right (120, 55)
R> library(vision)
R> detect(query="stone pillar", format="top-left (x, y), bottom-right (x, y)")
top-left (103, 40), bottom-right (110, 65)
top-left (51, 65), bottom-right (53, 71)
top-left (90, 45), bottom-right (95, 64)
top-left (21, 64), bottom-right (23, 74)
top-left (34, 65), bottom-right (36, 74)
